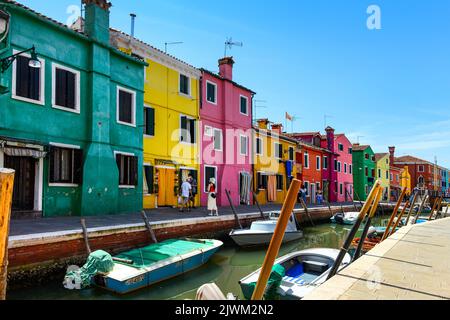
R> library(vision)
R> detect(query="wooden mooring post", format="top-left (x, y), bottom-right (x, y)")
top-left (252, 191), bottom-right (266, 220)
top-left (0, 169), bottom-right (15, 300)
top-left (300, 198), bottom-right (314, 227)
top-left (225, 189), bottom-right (243, 229)
top-left (141, 211), bottom-right (158, 243)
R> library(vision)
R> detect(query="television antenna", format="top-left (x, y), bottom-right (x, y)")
top-left (356, 136), bottom-right (365, 144)
top-left (253, 100), bottom-right (268, 122)
top-left (224, 37), bottom-right (243, 57)
top-left (165, 41), bottom-right (183, 54)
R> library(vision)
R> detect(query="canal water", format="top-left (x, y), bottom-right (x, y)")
top-left (7, 217), bottom-right (391, 300)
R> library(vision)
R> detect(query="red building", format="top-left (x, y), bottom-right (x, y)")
top-left (394, 155), bottom-right (436, 191)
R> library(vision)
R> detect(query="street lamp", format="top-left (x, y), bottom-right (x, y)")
top-left (1, 45), bottom-right (41, 73)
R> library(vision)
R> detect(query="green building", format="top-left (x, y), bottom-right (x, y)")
top-left (0, 0), bottom-right (146, 218)
top-left (352, 144), bottom-right (376, 200)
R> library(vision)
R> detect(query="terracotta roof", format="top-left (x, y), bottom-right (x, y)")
top-left (374, 153), bottom-right (389, 161)
top-left (200, 68), bottom-right (256, 95)
top-left (292, 132), bottom-right (321, 137)
top-left (394, 155), bottom-right (431, 165)
top-left (352, 144), bottom-right (370, 151)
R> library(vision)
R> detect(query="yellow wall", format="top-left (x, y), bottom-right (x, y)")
top-left (254, 129), bottom-right (298, 205)
top-left (376, 154), bottom-right (390, 200)
top-left (142, 59), bottom-right (200, 209)
top-left (401, 166), bottom-right (412, 195)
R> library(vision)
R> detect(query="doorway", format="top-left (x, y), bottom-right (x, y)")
top-left (157, 167), bottom-right (177, 207)
top-left (310, 183), bottom-right (316, 204)
top-left (4, 155), bottom-right (36, 212)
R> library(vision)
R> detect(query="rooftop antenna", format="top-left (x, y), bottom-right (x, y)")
top-left (253, 100), bottom-right (268, 123)
top-left (130, 13), bottom-right (136, 37)
top-left (224, 37), bottom-right (243, 57)
top-left (290, 115), bottom-right (302, 133)
top-left (165, 41), bottom-right (183, 54)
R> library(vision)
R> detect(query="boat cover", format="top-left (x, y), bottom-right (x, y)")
top-left (115, 239), bottom-right (215, 268)
top-left (244, 264), bottom-right (285, 300)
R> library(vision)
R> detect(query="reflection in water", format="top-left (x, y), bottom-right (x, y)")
top-left (7, 217), bottom-right (390, 300)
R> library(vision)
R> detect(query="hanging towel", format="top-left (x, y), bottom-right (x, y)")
top-left (285, 160), bottom-right (293, 179)
top-left (240, 172), bottom-right (252, 205)
top-left (267, 175), bottom-right (277, 202)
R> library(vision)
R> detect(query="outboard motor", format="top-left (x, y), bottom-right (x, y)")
top-left (333, 212), bottom-right (345, 224)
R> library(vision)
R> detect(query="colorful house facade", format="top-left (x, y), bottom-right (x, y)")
top-left (374, 153), bottom-right (390, 201)
top-left (352, 144), bottom-right (376, 201)
top-left (199, 57), bottom-right (255, 207)
top-left (394, 155), bottom-right (435, 191)
top-left (254, 121), bottom-right (299, 205)
top-left (110, 29), bottom-right (201, 209)
top-left (0, 0), bottom-right (146, 218)
top-left (289, 132), bottom-right (330, 204)
top-left (320, 129), bottom-right (353, 203)
top-left (389, 147), bottom-right (411, 196)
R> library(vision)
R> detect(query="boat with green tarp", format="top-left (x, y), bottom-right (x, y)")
top-left (65, 238), bottom-right (223, 294)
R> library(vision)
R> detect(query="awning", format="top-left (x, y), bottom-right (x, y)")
top-left (2, 147), bottom-right (47, 159)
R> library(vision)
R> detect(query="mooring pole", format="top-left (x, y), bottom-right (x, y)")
top-left (80, 219), bottom-right (92, 255)
top-left (389, 200), bottom-right (410, 237)
top-left (353, 186), bottom-right (382, 261)
top-left (251, 179), bottom-right (301, 301)
top-left (252, 191), bottom-right (266, 220)
top-left (414, 191), bottom-right (428, 225)
top-left (404, 192), bottom-right (418, 226)
top-left (327, 180), bottom-right (381, 280)
top-left (0, 169), bottom-right (15, 300)
top-left (300, 198), bottom-right (314, 227)
top-left (381, 187), bottom-right (407, 241)
top-left (141, 211), bottom-right (158, 243)
top-left (225, 189), bottom-right (243, 229)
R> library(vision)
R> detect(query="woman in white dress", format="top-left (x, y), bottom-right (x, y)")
top-left (207, 178), bottom-right (218, 216)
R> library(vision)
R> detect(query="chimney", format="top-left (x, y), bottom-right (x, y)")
top-left (271, 123), bottom-right (283, 135)
top-left (389, 146), bottom-right (395, 166)
top-left (257, 119), bottom-right (269, 130)
top-left (82, 0), bottom-right (112, 45)
top-left (325, 126), bottom-right (335, 153)
top-left (218, 56), bottom-right (234, 81)
top-left (130, 13), bottom-right (136, 37)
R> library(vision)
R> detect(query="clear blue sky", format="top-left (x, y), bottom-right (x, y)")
top-left (22, 0), bottom-right (450, 168)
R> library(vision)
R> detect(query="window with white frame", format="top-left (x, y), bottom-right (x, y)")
top-left (180, 115), bottom-right (196, 144)
top-left (378, 168), bottom-right (382, 178)
top-left (49, 145), bottom-right (83, 185)
top-left (288, 147), bottom-right (294, 161)
top-left (344, 163), bottom-right (347, 174)
top-left (304, 152), bottom-right (309, 168)
top-left (117, 86), bottom-right (136, 126)
top-left (240, 135), bottom-right (248, 155)
top-left (323, 156), bottom-right (328, 169)
top-left (256, 137), bottom-right (263, 155)
top-left (240, 95), bottom-right (248, 115)
top-left (418, 165), bottom-right (424, 172)
top-left (206, 81), bottom-right (217, 104)
top-left (52, 63), bottom-right (80, 113)
top-left (316, 156), bottom-right (321, 170)
top-left (12, 52), bottom-right (45, 104)
top-left (204, 125), bottom-right (213, 137)
top-left (337, 161), bottom-right (341, 173)
top-left (274, 142), bottom-right (282, 159)
top-left (115, 152), bottom-right (138, 187)
top-left (334, 159), bottom-right (338, 171)
top-left (213, 128), bottom-right (223, 151)
top-left (179, 74), bottom-right (190, 96)
top-left (349, 164), bottom-right (353, 174)
top-left (386, 171), bottom-right (389, 180)
top-left (338, 144), bottom-right (344, 152)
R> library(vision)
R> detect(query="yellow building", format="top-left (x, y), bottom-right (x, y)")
top-left (400, 165), bottom-right (412, 195)
top-left (375, 153), bottom-right (390, 201)
top-left (111, 30), bottom-right (201, 209)
top-left (253, 120), bottom-right (299, 205)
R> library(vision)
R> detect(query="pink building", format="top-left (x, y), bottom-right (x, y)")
top-left (199, 57), bottom-right (255, 207)
top-left (320, 128), bottom-right (354, 203)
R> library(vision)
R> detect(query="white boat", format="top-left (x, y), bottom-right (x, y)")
top-left (229, 212), bottom-right (303, 247)
top-left (330, 211), bottom-right (359, 225)
top-left (239, 248), bottom-right (351, 300)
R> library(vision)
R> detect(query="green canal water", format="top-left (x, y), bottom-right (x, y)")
top-left (7, 217), bottom-right (391, 300)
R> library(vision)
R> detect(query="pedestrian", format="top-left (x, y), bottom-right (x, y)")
top-left (207, 177), bottom-right (218, 216)
top-left (179, 178), bottom-right (192, 213)
top-left (316, 189), bottom-right (323, 205)
top-left (188, 174), bottom-right (198, 210)
top-left (300, 185), bottom-right (307, 204)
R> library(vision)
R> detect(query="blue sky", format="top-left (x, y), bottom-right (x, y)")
top-left (22, 0), bottom-right (450, 168)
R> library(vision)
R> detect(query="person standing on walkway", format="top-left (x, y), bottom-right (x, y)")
top-left (316, 189), bottom-right (323, 205)
top-left (207, 178), bottom-right (218, 216)
top-left (180, 178), bottom-right (192, 213)
top-left (188, 174), bottom-right (198, 210)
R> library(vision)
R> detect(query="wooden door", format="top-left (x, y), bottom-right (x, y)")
top-left (157, 168), bottom-right (167, 206)
top-left (4, 155), bottom-right (35, 211)
top-left (165, 169), bottom-right (176, 207)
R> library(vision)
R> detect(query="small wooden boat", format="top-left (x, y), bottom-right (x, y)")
top-left (330, 211), bottom-right (359, 225)
top-left (93, 238), bottom-right (223, 294)
top-left (229, 212), bottom-right (303, 247)
top-left (239, 248), bottom-right (351, 300)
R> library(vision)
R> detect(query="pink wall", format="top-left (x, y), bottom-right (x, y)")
top-left (200, 66), bottom-right (254, 207)
top-left (334, 134), bottom-right (354, 202)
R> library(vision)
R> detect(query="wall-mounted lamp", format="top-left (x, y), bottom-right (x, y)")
top-left (1, 45), bottom-right (41, 73)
